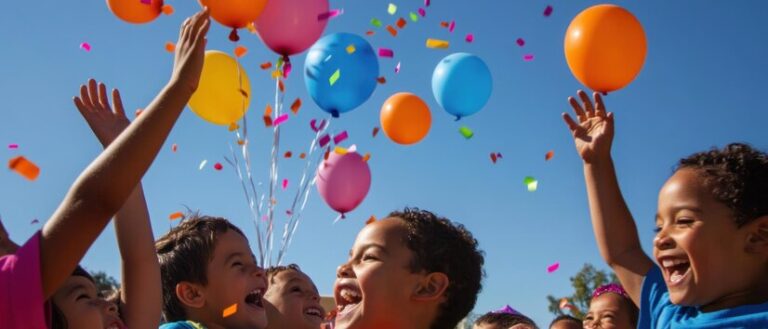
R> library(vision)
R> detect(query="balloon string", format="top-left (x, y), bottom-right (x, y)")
top-left (265, 56), bottom-right (288, 266)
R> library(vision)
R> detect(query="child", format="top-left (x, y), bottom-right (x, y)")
top-left (334, 208), bottom-right (484, 329)
top-left (548, 315), bottom-right (581, 329)
top-left (583, 284), bottom-right (637, 329)
top-left (562, 90), bottom-right (768, 327)
top-left (0, 8), bottom-right (210, 329)
top-left (156, 215), bottom-right (268, 329)
top-left (473, 307), bottom-right (539, 329)
top-left (264, 264), bottom-right (325, 329)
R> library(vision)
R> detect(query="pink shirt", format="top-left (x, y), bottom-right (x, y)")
top-left (0, 231), bottom-right (47, 329)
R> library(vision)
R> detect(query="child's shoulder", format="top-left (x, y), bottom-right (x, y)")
top-left (159, 320), bottom-right (207, 329)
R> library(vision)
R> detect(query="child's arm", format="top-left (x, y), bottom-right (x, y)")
top-left (75, 81), bottom-right (160, 328)
top-left (562, 90), bottom-right (654, 305)
top-left (39, 8), bottom-right (210, 298)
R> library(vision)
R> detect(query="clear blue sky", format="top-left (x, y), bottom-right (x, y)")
top-left (2, 0), bottom-right (767, 326)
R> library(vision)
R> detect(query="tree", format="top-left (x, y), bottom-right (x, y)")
top-left (90, 270), bottom-right (120, 294)
top-left (545, 263), bottom-right (618, 319)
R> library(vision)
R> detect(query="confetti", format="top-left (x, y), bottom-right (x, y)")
top-left (543, 5), bottom-right (553, 17)
top-left (278, 80), bottom-right (285, 92)
top-left (263, 116), bottom-right (273, 127)
top-left (333, 131), bottom-right (349, 144)
top-left (386, 25), bottom-right (398, 36)
top-left (299, 153), bottom-right (306, 159)
top-left (271, 69), bottom-right (282, 79)
top-left (440, 21), bottom-right (449, 28)
top-left (234, 45), bottom-right (247, 58)
top-left (264, 104), bottom-right (273, 117)
top-left (171, 143), bottom-right (178, 152)
top-left (31, 219), bottom-right (39, 225)
top-left (490, 153), bottom-right (498, 164)
top-left (318, 9), bottom-right (343, 21)
top-left (396, 17), bottom-right (407, 29)
top-left (290, 98), bottom-right (302, 114)
top-left (465, 33), bottom-right (474, 43)
top-left (228, 122), bottom-right (240, 132)
top-left (448, 21), bottom-right (456, 32)
top-left (284, 151), bottom-right (293, 158)
top-left (247, 22), bottom-right (257, 33)
top-left (516, 38), bottom-right (525, 47)
top-left (8, 144), bottom-right (18, 149)
top-left (319, 134), bottom-right (331, 148)
top-left (366, 215), bottom-right (377, 225)
top-left (80, 42), bottom-right (91, 52)
top-left (547, 262), bottom-right (560, 273)
top-left (286, 210), bottom-right (293, 215)
top-left (523, 54), bottom-right (535, 62)
top-left (199, 160), bottom-right (208, 170)
top-left (334, 146), bottom-right (348, 155)
top-left (524, 176), bottom-right (538, 192)
top-left (260, 62), bottom-right (273, 70)
top-left (377, 76), bottom-right (387, 84)
top-left (372, 127), bottom-right (380, 137)
top-left (310, 119), bottom-right (327, 132)
top-left (418, 8), bottom-right (426, 17)
top-left (497, 153), bottom-right (504, 159)
top-left (378, 48), bottom-right (394, 58)
top-left (324, 149), bottom-right (331, 160)
top-left (165, 42), bottom-right (175, 53)
top-left (362, 153), bottom-right (371, 162)
top-left (237, 139), bottom-right (246, 146)
top-left (273, 114), bottom-right (289, 127)
top-left (410, 12), bottom-right (419, 22)
top-left (388, 3), bottom-right (397, 15)
top-left (214, 162), bottom-right (223, 171)
top-left (366, 30), bottom-right (375, 36)
top-left (169, 212), bottom-right (184, 221)
top-left (370, 18), bottom-right (382, 27)
top-left (8, 156), bottom-right (40, 181)
top-left (424, 0), bottom-right (431, 6)
top-left (222, 304), bottom-right (238, 318)
top-left (282, 179), bottom-right (288, 190)
top-left (283, 62), bottom-right (292, 78)
top-left (459, 126), bottom-right (474, 139)
top-left (346, 44), bottom-right (356, 54)
top-left (161, 4), bottom-right (174, 15)
top-left (329, 69), bottom-right (341, 86)
top-left (545, 150), bottom-right (554, 161)
top-left (426, 39), bottom-right (449, 49)
top-left (395, 62), bottom-right (401, 73)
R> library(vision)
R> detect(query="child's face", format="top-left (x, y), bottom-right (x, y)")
top-left (202, 230), bottom-right (268, 329)
top-left (474, 323), bottom-right (536, 329)
top-left (334, 218), bottom-right (427, 329)
top-left (52, 275), bottom-right (125, 329)
top-left (550, 319), bottom-right (583, 329)
top-left (583, 293), bottom-right (633, 329)
top-left (654, 168), bottom-right (763, 307)
top-left (264, 269), bottom-right (325, 329)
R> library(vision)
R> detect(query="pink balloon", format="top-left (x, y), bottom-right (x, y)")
top-left (253, 0), bottom-right (330, 57)
top-left (316, 152), bottom-right (371, 216)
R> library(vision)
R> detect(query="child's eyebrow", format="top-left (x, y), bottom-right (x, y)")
top-left (224, 251), bottom-right (246, 264)
top-left (65, 284), bottom-right (89, 298)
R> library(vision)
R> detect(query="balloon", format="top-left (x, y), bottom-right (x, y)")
top-left (254, 0), bottom-right (329, 57)
top-left (199, 0), bottom-right (267, 29)
top-left (316, 152), bottom-right (372, 216)
top-left (564, 4), bottom-right (647, 93)
top-left (304, 33), bottom-right (379, 117)
top-left (188, 51), bottom-right (251, 125)
top-left (106, 0), bottom-right (162, 24)
top-left (432, 53), bottom-right (492, 120)
top-left (380, 93), bottom-right (431, 145)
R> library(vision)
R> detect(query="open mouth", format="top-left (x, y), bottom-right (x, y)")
top-left (660, 257), bottom-right (691, 285)
top-left (304, 306), bottom-right (325, 321)
top-left (245, 288), bottom-right (265, 308)
top-left (335, 282), bottom-right (362, 317)
top-left (105, 319), bottom-right (126, 329)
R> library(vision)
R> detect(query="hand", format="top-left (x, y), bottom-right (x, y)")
top-left (169, 8), bottom-right (211, 95)
top-left (562, 90), bottom-right (615, 163)
top-left (73, 79), bottom-right (129, 148)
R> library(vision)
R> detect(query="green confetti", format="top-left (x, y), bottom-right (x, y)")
top-left (388, 3), bottom-right (397, 15)
top-left (371, 18), bottom-right (382, 27)
top-left (459, 126), bottom-right (474, 139)
top-left (409, 12), bottom-right (419, 22)
top-left (329, 69), bottom-right (341, 86)
top-left (524, 176), bottom-right (538, 192)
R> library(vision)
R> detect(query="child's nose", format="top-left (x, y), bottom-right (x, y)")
top-left (654, 229), bottom-right (675, 250)
top-left (336, 263), bottom-right (353, 278)
top-left (103, 299), bottom-right (119, 316)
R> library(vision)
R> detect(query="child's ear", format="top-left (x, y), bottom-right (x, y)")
top-left (176, 281), bottom-right (206, 309)
top-left (412, 272), bottom-right (449, 302)
top-left (745, 216), bottom-right (768, 254)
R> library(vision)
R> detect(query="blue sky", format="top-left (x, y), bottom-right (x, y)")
top-left (2, 0), bottom-right (768, 326)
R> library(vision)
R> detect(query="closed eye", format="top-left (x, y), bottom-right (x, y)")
top-left (76, 293), bottom-right (91, 301)
top-left (675, 218), bottom-right (695, 226)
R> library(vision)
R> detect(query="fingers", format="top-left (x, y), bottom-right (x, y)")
top-left (577, 90), bottom-right (594, 117)
top-left (88, 79), bottom-right (100, 110)
top-left (73, 97), bottom-right (89, 118)
top-left (112, 89), bottom-right (125, 117)
top-left (562, 113), bottom-right (581, 132)
top-left (79, 84), bottom-right (94, 110)
top-left (594, 92), bottom-right (607, 118)
top-left (568, 96), bottom-right (587, 122)
top-left (98, 83), bottom-right (111, 112)
top-left (192, 16), bottom-right (210, 50)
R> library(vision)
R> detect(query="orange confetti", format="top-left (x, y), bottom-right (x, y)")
top-left (376, 77), bottom-right (387, 84)
top-left (386, 25), bottom-right (398, 36)
top-left (278, 80), bottom-right (285, 92)
top-left (260, 62), bottom-right (273, 70)
top-left (234, 45), bottom-right (248, 58)
top-left (372, 127), bottom-right (380, 137)
top-left (366, 30), bottom-right (375, 36)
top-left (263, 116), bottom-right (273, 127)
top-left (299, 153), bottom-right (306, 159)
top-left (290, 98), bottom-right (302, 114)
top-left (362, 153), bottom-right (371, 162)
top-left (222, 303), bottom-right (238, 318)
top-left (264, 104), bottom-right (273, 116)
top-left (324, 149), bottom-right (330, 160)
top-left (135, 109), bottom-right (144, 117)
top-left (169, 212), bottom-right (184, 221)
top-left (8, 156), bottom-right (40, 181)
top-left (161, 4), bottom-right (174, 15)
top-left (164, 42), bottom-right (176, 53)
top-left (440, 21), bottom-right (449, 27)
top-left (228, 122), bottom-right (240, 132)
top-left (366, 215), bottom-right (377, 225)
top-left (171, 143), bottom-right (178, 152)
top-left (237, 139), bottom-right (246, 146)
top-left (284, 151), bottom-right (293, 158)
top-left (545, 150), bottom-right (555, 161)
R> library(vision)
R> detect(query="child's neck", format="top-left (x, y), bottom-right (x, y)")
top-left (701, 279), bottom-right (768, 312)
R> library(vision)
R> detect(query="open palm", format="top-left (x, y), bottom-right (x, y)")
top-left (73, 79), bottom-right (130, 148)
top-left (562, 90), bottom-right (615, 162)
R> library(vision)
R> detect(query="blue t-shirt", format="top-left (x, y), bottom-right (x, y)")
top-left (159, 321), bottom-right (206, 329)
top-left (639, 266), bottom-right (768, 328)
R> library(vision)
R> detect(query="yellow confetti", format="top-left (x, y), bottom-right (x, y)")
top-left (271, 70), bottom-right (282, 79)
top-left (346, 44), bottom-right (356, 54)
top-left (426, 39), bottom-right (450, 49)
top-left (334, 146), bottom-right (348, 155)
top-left (222, 303), bottom-right (238, 318)
top-left (388, 3), bottom-right (397, 15)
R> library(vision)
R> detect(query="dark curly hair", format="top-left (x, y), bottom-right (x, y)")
top-left (677, 143), bottom-right (768, 227)
top-left (475, 311), bottom-right (539, 329)
top-left (549, 314), bottom-right (581, 329)
top-left (266, 263), bottom-right (302, 285)
top-left (155, 214), bottom-right (246, 322)
top-left (387, 208), bottom-right (485, 329)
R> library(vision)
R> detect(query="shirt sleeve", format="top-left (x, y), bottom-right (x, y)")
top-left (638, 265), bottom-right (671, 328)
top-left (0, 231), bottom-right (47, 329)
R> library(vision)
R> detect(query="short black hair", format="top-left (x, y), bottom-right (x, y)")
top-left (549, 314), bottom-right (581, 328)
top-left (678, 143), bottom-right (768, 227)
top-left (475, 311), bottom-right (539, 329)
top-left (155, 214), bottom-right (246, 322)
top-left (388, 208), bottom-right (485, 329)
top-left (266, 263), bottom-right (302, 285)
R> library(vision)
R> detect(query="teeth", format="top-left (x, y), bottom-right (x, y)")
top-left (340, 288), bottom-right (361, 303)
top-left (661, 258), bottom-right (689, 268)
top-left (305, 308), bottom-right (323, 317)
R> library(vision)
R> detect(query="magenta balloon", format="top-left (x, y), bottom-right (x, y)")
top-left (316, 152), bottom-right (371, 215)
top-left (253, 0), bottom-right (330, 56)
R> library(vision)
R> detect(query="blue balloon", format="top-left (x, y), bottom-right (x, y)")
top-left (304, 33), bottom-right (379, 117)
top-left (431, 53), bottom-right (492, 120)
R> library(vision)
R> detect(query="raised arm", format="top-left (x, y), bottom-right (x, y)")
top-left (39, 8), bottom-right (210, 298)
top-left (562, 90), bottom-right (653, 305)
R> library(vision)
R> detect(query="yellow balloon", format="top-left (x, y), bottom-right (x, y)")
top-left (189, 50), bottom-right (251, 125)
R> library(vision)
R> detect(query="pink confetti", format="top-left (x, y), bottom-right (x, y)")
top-left (333, 131), bottom-right (349, 144)
top-left (319, 134), bottom-right (331, 148)
top-left (273, 114), bottom-right (289, 127)
top-left (523, 54), bottom-right (535, 62)
top-left (310, 119), bottom-right (327, 132)
top-left (317, 8), bottom-right (343, 21)
top-left (80, 42), bottom-right (91, 52)
top-left (424, 0), bottom-right (430, 6)
top-left (465, 33), bottom-right (474, 43)
top-left (8, 144), bottom-right (18, 149)
top-left (516, 38), bottom-right (525, 47)
top-left (448, 21), bottom-right (455, 33)
top-left (378, 48), bottom-right (394, 58)
top-left (543, 5), bottom-right (553, 17)
top-left (418, 8), bottom-right (426, 17)
top-left (282, 179), bottom-right (288, 190)
top-left (547, 262), bottom-right (560, 273)
top-left (283, 62), bottom-right (292, 78)
top-left (214, 162), bottom-right (223, 171)
top-left (395, 62), bottom-right (401, 73)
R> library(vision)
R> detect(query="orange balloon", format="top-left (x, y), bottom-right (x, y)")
top-left (564, 4), bottom-right (647, 93)
top-left (106, 0), bottom-right (162, 24)
top-left (380, 93), bottom-right (432, 145)
top-left (199, 0), bottom-right (268, 29)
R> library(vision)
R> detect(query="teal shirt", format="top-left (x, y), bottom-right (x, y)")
top-left (159, 321), bottom-right (207, 329)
